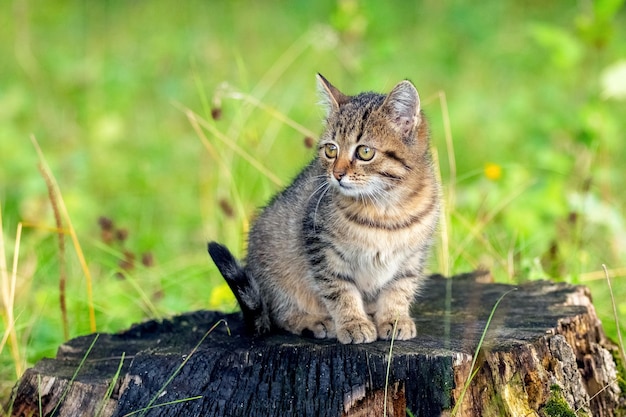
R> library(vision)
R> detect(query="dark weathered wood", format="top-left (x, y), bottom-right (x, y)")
top-left (8, 273), bottom-right (624, 416)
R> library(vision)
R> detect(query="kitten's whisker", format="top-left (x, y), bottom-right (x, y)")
top-left (304, 174), bottom-right (328, 183)
top-left (307, 179), bottom-right (331, 203)
top-left (361, 187), bottom-right (382, 208)
top-left (371, 191), bottom-right (385, 208)
top-left (369, 184), bottom-right (389, 207)
top-left (313, 183), bottom-right (330, 231)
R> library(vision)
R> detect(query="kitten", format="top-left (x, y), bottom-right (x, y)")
top-left (208, 74), bottom-right (440, 344)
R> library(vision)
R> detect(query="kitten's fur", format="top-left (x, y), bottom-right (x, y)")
top-left (209, 74), bottom-right (440, 344)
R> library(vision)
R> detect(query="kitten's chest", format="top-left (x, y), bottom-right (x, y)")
top-left (324, 200), bottom-right (436, 294)
top-left (332, 227), bottom-right (414, 294)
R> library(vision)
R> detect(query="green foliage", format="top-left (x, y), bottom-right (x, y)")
top-left (1, 0), bottom-right (625, 402)
top-left (540, 385), bottom-right (583, 417)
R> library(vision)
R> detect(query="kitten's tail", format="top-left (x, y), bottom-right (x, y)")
top-left (207, 242), bottom-right (271, 336)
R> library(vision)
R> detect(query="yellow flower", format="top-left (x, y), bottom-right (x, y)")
top-left (208, 283), bottom-right (236, 309)
top-left (484, 163), bottom-right (502, 181)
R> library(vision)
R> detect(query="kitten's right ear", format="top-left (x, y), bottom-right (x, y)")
top-left (317, 73), bottom-right (349, 116)
top-left (381, 80), bottom-right (421, 140)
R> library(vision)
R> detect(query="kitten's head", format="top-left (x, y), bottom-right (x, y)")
top-left (316, 74), bottom-right (430, 202)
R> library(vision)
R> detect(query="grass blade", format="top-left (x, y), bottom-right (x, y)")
top-left (137, 319), bottom-right (229, 417)
top-left (38, 163), bottom-right (69, 341)
top-left (31, 135), bottom-right (97, 332)
top-left (50, 334), bottom-right (100, 417)
top-left (602, 265), bottom-right (625, 363)
top-left (0, 207), bottom-right (23, 378)
top-left (221, 87), bottom-right (317, 139)
top-left (96, 352), bottom-right (126, 417)
top-left (383, 317), bottom-right (399, 417)
top-left (451, 287), bottom-right (517, 416)
top-left (122, 396), bottom-right (203, 417)
top-left (179, 106), bottom-right (283, 187)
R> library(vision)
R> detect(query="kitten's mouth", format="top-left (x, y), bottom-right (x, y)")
top-left (334, 178), bottom-right (353, 190)
top-left (330, 176), bottom-right (369, 198)
top-left (334, 180), bottom-right (363, 198)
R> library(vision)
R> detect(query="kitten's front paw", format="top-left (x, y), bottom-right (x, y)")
top-left (295, 316), bottom-right (336, 339)
top-left (376, 315), bottom-right (416, 340)
top-left (304, 318), bottom-right (336, 339)
top-left (337, 318), bottom-right (377, 344)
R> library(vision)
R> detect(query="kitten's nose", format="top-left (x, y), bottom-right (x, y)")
top-left (333, 170), bottom-right (346, 181)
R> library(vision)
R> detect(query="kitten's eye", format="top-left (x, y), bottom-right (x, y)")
top-left (324, 143), bottom-right (338, 159)
top-left (355, 145), bottom-right (375, 161)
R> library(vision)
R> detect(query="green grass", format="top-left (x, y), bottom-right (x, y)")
top-left (1, 0), bottom-right (625, 405)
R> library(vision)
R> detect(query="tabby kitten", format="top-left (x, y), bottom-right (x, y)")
top-left (209, 74), bottom-right (440, 344)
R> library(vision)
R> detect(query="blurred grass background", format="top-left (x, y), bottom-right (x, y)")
top-left (1, 0), bottom-right (625, 402)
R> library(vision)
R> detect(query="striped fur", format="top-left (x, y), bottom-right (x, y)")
top-left (209, 74), bottom-right (440, 344)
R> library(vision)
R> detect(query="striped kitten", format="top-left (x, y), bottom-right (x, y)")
top-left (209, 74), bottom-right (440, 344)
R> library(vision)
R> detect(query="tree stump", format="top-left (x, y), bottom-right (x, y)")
top-left (8, 272), bottom-right (624, 417)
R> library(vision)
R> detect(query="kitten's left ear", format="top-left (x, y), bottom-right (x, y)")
top-left (381, 80), bottom-right (421, 139)
top-left (317, 73), bottom-right (349, 116)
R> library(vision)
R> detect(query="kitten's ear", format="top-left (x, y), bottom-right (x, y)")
top-left (381, 80), bottom-right (421, 139)
top-left (317, 73), bottom-right (349, 116)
